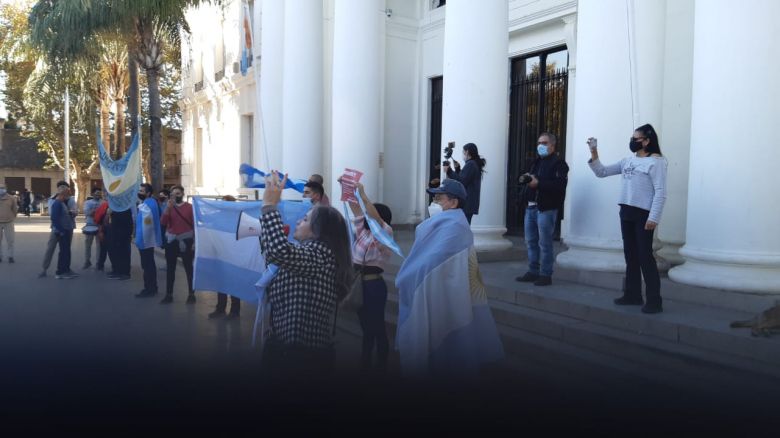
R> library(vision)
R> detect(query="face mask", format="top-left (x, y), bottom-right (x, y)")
top-left (138, 193), bottom-right (146, 200)
top-left (428, 202), bottom-right (443, 217)
top-left (175, 196), bottom-right (184, 204)
top-left (629, 139), bottom-right (644, 153)
top-left (537, 144), bottom-right (550, 157)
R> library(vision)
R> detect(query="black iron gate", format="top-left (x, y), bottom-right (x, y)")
top-left (506, 48), bottom-right (569, 235)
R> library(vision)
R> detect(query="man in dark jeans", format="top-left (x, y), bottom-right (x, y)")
top-left (515, 132), bottom-right (569, 286)
top-left (135, 183), bottom-right (162, 298)
top-left (160, 185), bottom-right (197, 305)
top-left (50, 190), bottom-right (76, 280)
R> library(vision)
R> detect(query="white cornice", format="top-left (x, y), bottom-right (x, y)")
top-left (509, 1), bottom-right (577, 33)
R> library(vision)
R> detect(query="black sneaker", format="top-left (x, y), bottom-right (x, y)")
top-left (641, 304), bottom-right (663, 314)
top-left (515, 272), bottom-right (539, 282)
top-left (208, 309), bottom-right (227, 319)
top-left (186, 294), bottom-right (196, 304)
top-left (160, 295), bottom-right (173, 304)
top-left (614, 296), bottom-right (644, 306)
top-left (135, 290), bottom-right (157, 298)
top-left (533, 276), bottom-right (552, 286)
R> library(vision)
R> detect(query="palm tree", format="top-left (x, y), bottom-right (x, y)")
top-left (30, 0), bottom-right (212, 192)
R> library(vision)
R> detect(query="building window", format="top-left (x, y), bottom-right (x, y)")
top-left (431, 0), bottom-right (446, 9)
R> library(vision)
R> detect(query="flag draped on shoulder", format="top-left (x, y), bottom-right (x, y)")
top-left (135, 198), bottom-right (162, 249)
top-left (98, 132), bottom-right (142, 212)
top-left (394, 209), bottom-right (504, 375)
top-left (193, 197), bottom-right (311, 302)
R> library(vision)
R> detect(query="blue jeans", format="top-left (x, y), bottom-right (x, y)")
top-left (55, 230), bottom-right (73, 275)
top-left (524, 207), bottom-right (558, 277)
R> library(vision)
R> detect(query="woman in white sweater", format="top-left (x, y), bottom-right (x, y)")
top-left (587, 124), bottom-right (668, 314)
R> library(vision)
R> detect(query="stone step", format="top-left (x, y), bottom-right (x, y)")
top-left (370, 271), bottom-right (780, 381)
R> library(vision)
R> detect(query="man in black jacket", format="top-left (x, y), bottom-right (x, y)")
top-left (516, 132), bottom-right (569, 286)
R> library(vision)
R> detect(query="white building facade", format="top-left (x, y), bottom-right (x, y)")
top-left (180, 0), bottom-right (780, 297)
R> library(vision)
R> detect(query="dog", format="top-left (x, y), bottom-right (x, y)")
top-left (730, 305), bottom-right (780, 337)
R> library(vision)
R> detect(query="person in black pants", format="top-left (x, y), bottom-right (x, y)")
top-left (443, 142), bottom-right (486, 224)
top-left (107, 208), bottom-right (133, 280)
top-left (135, 183), bottom-right (162, 298)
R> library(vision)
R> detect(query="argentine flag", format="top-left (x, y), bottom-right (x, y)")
top-left (98, 132), bottom-right (142, 213)
top-left (193, 197), bottom-right (311, 302)
top-left (395, 209), bottom-right (504, 376)
top-left (135, 198), bottom-right (162, 249)
top-left (239, 164), bottom-right (307, 193)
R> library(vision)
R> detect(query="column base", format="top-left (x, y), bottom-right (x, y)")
top-left (472, 226), bottom-right (513, 252)
top-left (556, 245), bottom-right (627, 273)
top-left (657, 242), bottom-right (685, 266)
top-left (670, 246), bottom-right (780, 294)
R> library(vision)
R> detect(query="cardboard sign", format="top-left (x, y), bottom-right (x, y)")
top-left (340, 168), bottom-right (363, 203)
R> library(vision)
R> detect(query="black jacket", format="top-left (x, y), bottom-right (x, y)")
top-left (523, 154), bottom-right (569, 217)
top-left (446, 159), bottom-right (482, 215)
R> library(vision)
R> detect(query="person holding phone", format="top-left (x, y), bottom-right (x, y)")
top-left (587, 124), bottom-right (668, 314)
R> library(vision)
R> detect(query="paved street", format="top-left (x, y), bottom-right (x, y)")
top-left (0, 216), bottom-right (778, 433)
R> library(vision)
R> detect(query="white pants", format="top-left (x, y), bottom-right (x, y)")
top-left (0, 222), bottom-right (14, 258)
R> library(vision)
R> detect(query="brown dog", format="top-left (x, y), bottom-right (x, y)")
top-left (731, 305), bottom-right (780, 337)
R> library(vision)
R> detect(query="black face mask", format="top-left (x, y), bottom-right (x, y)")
top-left (175, 196), bottom-right (183, 204)
top-left (629, 138), bottom-right (644, 153)
top-left (138, 193), bottom-right (146, 200)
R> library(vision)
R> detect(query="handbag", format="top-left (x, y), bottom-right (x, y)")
top-left (81, 224), bottom-right (99, 235)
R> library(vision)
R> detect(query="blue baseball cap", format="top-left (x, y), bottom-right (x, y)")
top-left (426, 178), bottom-right (467, 201)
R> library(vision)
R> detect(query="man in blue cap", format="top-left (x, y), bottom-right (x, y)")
top-left (394, 179), bottom-right (503, 377)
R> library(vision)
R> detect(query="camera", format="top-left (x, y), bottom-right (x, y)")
top-left (442, 141), bottom-right (455, 166)
top-left (519, 174), bottom-right (532, 185)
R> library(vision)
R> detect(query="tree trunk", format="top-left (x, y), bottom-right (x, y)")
top-left (100, 101), bottom-right (112, 158)
top-left (70, 161), bottom-right (90, 212)
top-left (146, 67), bottom-right (163, 192)
top-left (127, 51), bottom-right (140, 141)
top-left (115, 98), bottom-right (126, 155)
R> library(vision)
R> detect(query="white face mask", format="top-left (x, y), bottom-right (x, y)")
top-left (428, 202), bottom-right (443, 217)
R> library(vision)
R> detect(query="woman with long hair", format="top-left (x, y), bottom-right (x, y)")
top-left (587, 123), bottom-right (668, 314)
top-left (443, 142), bottom-right (486, 224)
top-left (259, 172), bottom-right (352, 376)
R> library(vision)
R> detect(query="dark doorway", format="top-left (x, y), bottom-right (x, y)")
top-left (4, 177), bottom-right (24, 194)
top-left (506, 48), bottom-right (569, 235)
top-left (428, 76), bottom-right (443, 189)
top-left (31, 177), bottom-right (51, 197)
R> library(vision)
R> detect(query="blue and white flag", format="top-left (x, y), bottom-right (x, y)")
top-left (239, 163), bottom-right (307, 193)
top-left (193, 197), bottom-right (311, 302)
top-left (135, 198), bottom-right (162, 249)
top-left (394, 209), bottom-right (504, 376)
top-left (354, 188), bottom-right (404, 258)
top-left (98, 132), bottom-right (142, 212)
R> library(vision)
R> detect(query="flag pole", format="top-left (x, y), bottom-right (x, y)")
top-left (64, 86), bottom-right (70, 184)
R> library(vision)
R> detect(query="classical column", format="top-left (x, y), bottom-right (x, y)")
top-left (258, 0), bottom-right (284, 170)
top-left (330, 0), bottom-right (383, 201)
top-left (281, 0), bottom-right (323, 179)
top-left (557, 0), bottom-right (666, 272)
top-left (655, 0), bottom-right (694, 266)
top-left (440, 0), bottom-right (511, 251)
top-left (669, 0), bottom-right (780, 293)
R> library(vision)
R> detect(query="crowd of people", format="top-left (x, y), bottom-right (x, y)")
top-left (0, 124), bottom-right (668, 378)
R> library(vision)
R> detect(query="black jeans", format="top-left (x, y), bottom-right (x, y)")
top-left (619, 204), bottom-right (661, 306)
top-left (109, 210), bottom-right (132, 276)
top-left (55, 230), bottom-right (73, 275)
top-left (138, 247), bottom-right (158, 293)
top-left (165, 239), bottom-right (194, 296)
top-left (358, 277), bottom-right (389, 370)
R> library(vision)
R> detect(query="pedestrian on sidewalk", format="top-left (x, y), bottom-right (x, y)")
top-left (50, 188), bottom-right (76, 279)
top-left (395, 179), bottom-right (503, 377)
top-left (0, 183), bottom-right (18, 263)
top-left (93, 198), bottom-right (110, 271)
top-left (515, 132), bottom-right (569, 287)
top-left (81, 188), bottom-right (103, 269)
top-left (22, 188), bottom-right (31, 217)
top-left (40, 181), bottom-right (78, 278)
top-left (341, 179), bottom-right (394, 372)
top-left (159, 185), bottom-right (196, 305)
top-left (259, 172), bottom-right (351, 379)
top-left (209, 195), bottom-right (239, 316)
top-left (134, 183), bottom-right (162, 298)
top-left (587, 124), bottom-right (668, 314)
